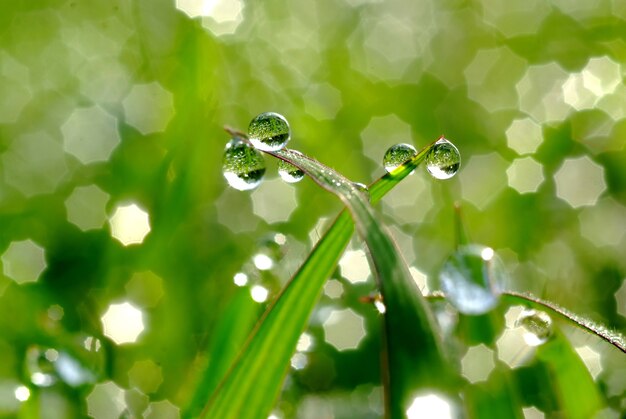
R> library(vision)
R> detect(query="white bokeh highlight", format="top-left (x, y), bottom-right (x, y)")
top-left (250, 178), bottom-right (298, 224)
top-left (109, 203), bottom-right (151, 245)
top-left (406, 393), bottom-right (454, 419)
top-left (338, 249), bottom-right (370, 284)
top-left (101, 302), bottom-right (145, 344)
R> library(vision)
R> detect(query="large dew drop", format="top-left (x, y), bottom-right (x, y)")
top-left (278, 159), bottom-right (304, 183)
top-left (383, 143), bottom-right (418, 173)
top-left (222, 138), bottom-right (266, 191)
top-left (439, 245), bottom-right (504, 315)
top-left (248, 112), bottom-right (291, 152)
top-left (425, 137), bottom-right (460, 180)
top-left (516, 309), bottom-right (553, 346)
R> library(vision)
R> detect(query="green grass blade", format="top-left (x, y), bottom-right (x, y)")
top-left (202, 212), bottom-right (354, 418)
top-left (502, 291), bottom-right (626, 353)
top-left (532, 330), bottom-right (605, 418)
top-left (267, 148), bottom-right (452, 416)
top-left (184, 288), bottom-right (261, 418)
top-left (202, 135), bottom-right (451, 418)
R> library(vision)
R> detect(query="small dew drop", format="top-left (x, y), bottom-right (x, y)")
top-left (278, 159), bottom-right (304, 183)
top-left (26, 346), bottom-right (58, 387)
top-left (248, 112), bottom-right (291, 152)
top-left (383, 143), bottom-right (418, 174)
top-left (222, 138), bottom-right (266, 191)
top-left (516, 309), bottom-right (553, 346)
top-left (439, 244), bottom-right (505, 315)
top-left (425, 137), bottom-right (461, 180)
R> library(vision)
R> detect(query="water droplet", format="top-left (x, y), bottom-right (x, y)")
top-left (425, 137), bottom-right (460, 180)
top-left (248, 112), bottom-right (291, 152)
top-left (26, 346), bottom-right (58, 387)
top-left (278, 160), bottom-right (304, 183)
top-left (383, 143), bottom-right (418, 173)
top-left (516, 309), bottom-right (553, 346)
top-left (439, 245), bottom-right (504, 315)
top-left (222, 138), bottom-right (266, 191)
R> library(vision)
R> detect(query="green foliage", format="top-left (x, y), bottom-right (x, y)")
top-left (0, 0), bottom-right (625, 418)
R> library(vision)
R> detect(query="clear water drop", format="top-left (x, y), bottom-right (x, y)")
top-left (383, 143), bottom-right (418, 173)
top-left (425, 137), bottom-right (461, 180)
top-left (439, 244), bottom-right (505, 315)
top-left (248, 112), bottom-right (291, 152)
top-left (516, 309), bottom-right (553, 346)
top-left (277, 159), bottom-right (304, 183)
top-left (222, 138), bottom-right (266, 191)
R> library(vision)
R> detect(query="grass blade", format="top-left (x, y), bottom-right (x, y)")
top-left (202, 135), bottom-right (453, 418)
top-left (502, 291), bottom-right (626, 353)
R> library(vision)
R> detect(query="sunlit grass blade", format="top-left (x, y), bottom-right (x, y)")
top-left (502, 291), bottom-right (626, 353)
top-left (534, 330), bottom-right (605, 418)
top-left (202, 133), bottom-right (452, 418)
top-left (201, 212), bottom-right (354, 418)
top-left (266, 147), bottom-right (454, 415)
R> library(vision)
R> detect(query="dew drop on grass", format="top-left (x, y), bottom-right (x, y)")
top-left (26, 346), bottom-right (58, 387)
top-left (425, 137), bottom-right (461, 180)
top-left (516, 309), bottom-right (553, 346)
top-left (248, 112), bottom-right (291, 151)
top-left (222, 138), bottom-right (266, 191)
top-left (278, 159), bottom-right (304, 183)
top-left (382, 143), bottom-right (418, 173)
top-left (439, 245), bottom-right (504, 315)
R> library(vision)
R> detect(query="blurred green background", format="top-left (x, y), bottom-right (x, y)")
top-left (0, 0), bottom-right (625, 417)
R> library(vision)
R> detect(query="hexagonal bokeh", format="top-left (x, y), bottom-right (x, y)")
top-left (122, 82), bottom-right (175, 135)
top-left (109, 203), bottom-right (151, 246)
top-left (61, 106), bottom-right (120, 164)
top-left (2, 240), bottom-right (46, 285)
top-left (2, 132), bottom-right (67, 197)
top-left (461, 344), bottom-right (496, 383)
top-left (250, 177), bottom-right (298, 224)
top-left (128, 359), bottom-right (163, 394)
top-left (578, 198), bottom-right (626, 247)
top-left (65, 185), bottom-right (110, 231)
top-left (101, 302), bottom-right (145, 345)
top-left (460, 153), bottom-right (509, 210)
top-left (553, 156), bottom-right (606, 208)
top-left (505, 118), bottom-right (543, 155)
top-left (322, 308), bottom-right (366, 351)
top-left (506, 157), bottom-right (544, 194)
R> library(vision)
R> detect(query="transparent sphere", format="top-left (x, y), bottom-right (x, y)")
top-left (516, 308), bottom-right (553, 346)
top-left (425, 138), bottom-right (461, 180)
top-left (222, 138), bottom-right (266, 191)
top-left (248, 112), bottom-right (291, 152)
top-left (382, 143), bottom-right (418, 173)
top-left (277, 159), bottom-right (304, 183)
top-left (439, 244), bottom-right (505, 315)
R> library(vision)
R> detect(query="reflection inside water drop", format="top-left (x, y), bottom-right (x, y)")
top-left (222, 138), bottom-right (266, 191)
top-left (383, 143), bottom-right (418, 174)
top-left (516, 308), bottom-right (553, 346)
top-left (425, 137), bottom-right (460, 180)
top-left (278, 159), bottom-right (304, 183)
top-left (439, 245), bottom-right (504, 315)
top-left (248, 112), bottom-right (291, 152)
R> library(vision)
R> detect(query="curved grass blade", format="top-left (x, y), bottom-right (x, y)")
top-left (206, 134), bottom-right (454, 417)
top-left (200, 212), bottom-right (353, 418)
top-left (267, 148), bottom-right (454, 416)
top-left (502, 291), bottom-right (626, 354)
